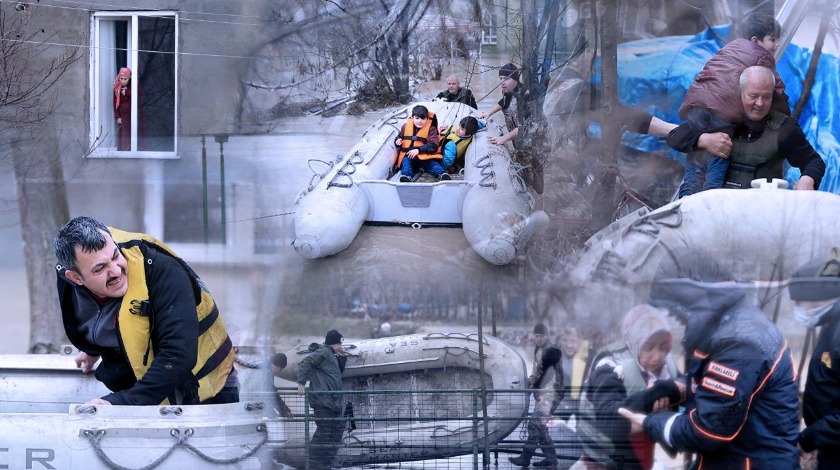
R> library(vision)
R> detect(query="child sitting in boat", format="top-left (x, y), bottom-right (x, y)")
top-left (395, 105), bottom-right (449, 182)
top-left (438, 116), bottom-right (485, 174)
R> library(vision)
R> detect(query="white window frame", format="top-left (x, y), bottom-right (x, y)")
top-left (481, 14), bottom-right (498, 45)
top-left (89, 11), bottom-right (179, 159)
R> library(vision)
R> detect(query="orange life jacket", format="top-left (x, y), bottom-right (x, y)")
top-left (396, 112), bottom-right (442, 167)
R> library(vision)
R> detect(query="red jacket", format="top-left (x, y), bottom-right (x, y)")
top-left (679, 38), bottom-right (789, 123)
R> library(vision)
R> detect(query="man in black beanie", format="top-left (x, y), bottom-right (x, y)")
top-left (297, 329), bottom-right (348, 469)
top-left (789, 248), bottom-right (840, 470)
top-left (480, 62), bottom-right (523, 148)
top-left (479, 62), bottom-right (546, 194)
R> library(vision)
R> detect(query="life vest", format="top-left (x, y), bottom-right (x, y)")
top-left (722, 111), bottom-right (785, 189)
top-left (109, 228), bottom-right (235, 403)
top-left (441, 125), bottom-right (474, 168)
top-left (396, 112), bottom-right (441, 167)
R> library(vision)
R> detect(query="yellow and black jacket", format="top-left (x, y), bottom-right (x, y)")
top-left (57, 228), bottom-right (235, 405)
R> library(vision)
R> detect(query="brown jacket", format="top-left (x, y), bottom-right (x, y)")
top-left (679, 38), bottom-right (789, 123)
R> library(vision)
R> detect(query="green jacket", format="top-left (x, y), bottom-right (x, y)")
top-left (297, 343), bottom-right (346, 412)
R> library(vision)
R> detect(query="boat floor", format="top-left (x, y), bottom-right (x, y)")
top-left (358, 170), bottom-right (470, 226)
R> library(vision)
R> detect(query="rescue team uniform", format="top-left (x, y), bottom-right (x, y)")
top-left (646, 279), bottom-right (800, 470)
top-left (667, 110), bottom-right (825, 190)
top-left (395, 112), bottom-right (445, 179)
top-left (800, 301), bottom-right (840, 469)
top-left (57, 228), bottom-right (237, 405)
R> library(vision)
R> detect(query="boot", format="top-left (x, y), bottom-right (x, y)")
top-left (532, 440), bottom-right (558, 467)
top-left (508, 454), bottom-right (531, 467)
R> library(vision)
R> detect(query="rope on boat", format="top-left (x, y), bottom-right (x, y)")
top-left (328, 151), bottom-right (365, 188)
top-left (473, 155), bottom-right (497, 189)
top-left (508, 162), bottom-right (530, 194)
top-left (82, 424), bottom-right (268, 469)
top-left (422, 332), bottom-right (488, 344)
top-left (506, 160), bottom-right (530, 195)
top-left (180, 424), bottom-right (268, 465)
top-left (304, 158), bottom-right (336, 193)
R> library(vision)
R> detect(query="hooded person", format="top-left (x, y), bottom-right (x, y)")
top-left (788, 248), bottom-right (840, 469)
top-left (618, 249), bottom-right (800, 470)
top-left (574, 305), bottom-right (680, 470)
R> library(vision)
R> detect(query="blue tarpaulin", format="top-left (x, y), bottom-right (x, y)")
top-left (600, 25), bottom-right (840, 194)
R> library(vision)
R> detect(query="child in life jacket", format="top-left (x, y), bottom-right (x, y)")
top-left (438, 116), bottom-right (485, 174)
top-left (395, 105), bottom-right (448, 182)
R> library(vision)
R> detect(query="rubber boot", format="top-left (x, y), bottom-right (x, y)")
top-left (509, 441), bottom-right (535, 467)
top-left (508, 453), bottom-right (532, 467)
top-left (532, 441), bottom-right (558, 468)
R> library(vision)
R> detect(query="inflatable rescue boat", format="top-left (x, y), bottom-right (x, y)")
top-left (292, 100), bottom-right (547, 265)
top-left (562, 185), bottom-right (840, 319)
top-left (273, 332), bottom-right (528, 468)
top-left (0, 352), bottom-right (277, 469)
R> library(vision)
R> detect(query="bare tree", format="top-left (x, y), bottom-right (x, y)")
top-left (240, 0), bottom-right (482, 116)
top-left (1, 4), bottom-right (81, 352)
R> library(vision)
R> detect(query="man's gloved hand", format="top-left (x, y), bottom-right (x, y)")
top-left (620, 380), bottom-right (681, 413)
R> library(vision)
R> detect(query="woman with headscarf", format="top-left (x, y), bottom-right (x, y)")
top-left (113, 67), bottom-right (132, 151)
top-left (573, 305), bottom-right (681, 470)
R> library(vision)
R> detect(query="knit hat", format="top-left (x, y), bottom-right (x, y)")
top-left (789, 248), bottom-right (840, 301)
top-left (499, 62), bottom-right (520, 81)
top-left (533, 323), bottom-right (548, 335)
top-left (270, 353), bottom-right (287, 369)
top-left (325, 329), bottom-right (343, 345)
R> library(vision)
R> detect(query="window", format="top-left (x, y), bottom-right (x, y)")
top-left (91, 12), bottom-right (178, 158)
top-left (481, 13), bottom-right (497, 45)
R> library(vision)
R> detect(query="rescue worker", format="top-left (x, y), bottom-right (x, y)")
top-left (436, 74), bottom-right (478, 109)
top-left (54, 216), bottom-right (238, 405)
top-left (509, 323), bottom-right (564, 468)
top-left (788, 248), bottom-right (840, 470)
top-left (667, 65), bottom-right (825, 191)
top-left (618, 249), bottom-right (800, 470)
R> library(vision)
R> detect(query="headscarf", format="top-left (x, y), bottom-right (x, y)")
top-left (113, 67), bottom-right (131, 110)
top-left (621, 304), bottom-right (673, 384)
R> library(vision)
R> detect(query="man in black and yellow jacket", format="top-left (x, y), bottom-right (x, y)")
top-left (54, 216), bottom-right (238, 406)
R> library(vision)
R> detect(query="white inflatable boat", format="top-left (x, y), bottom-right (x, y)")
top-left (0, 352), bottom-right (277, 469)
top-left (273, 332), bottom-right (528, 468)
top-left (562, 186), bottom-right (840, 318)
top-left (292, 100), bottom-right (547, 265)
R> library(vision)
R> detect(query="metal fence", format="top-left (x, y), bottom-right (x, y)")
top-left (266, 387), bottom-right (666, 470)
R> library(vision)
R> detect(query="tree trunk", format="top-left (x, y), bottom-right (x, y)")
top-left (12, 130), bottom-right (70, 353)
top-left (589, 0), bottom-right (620, 231)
